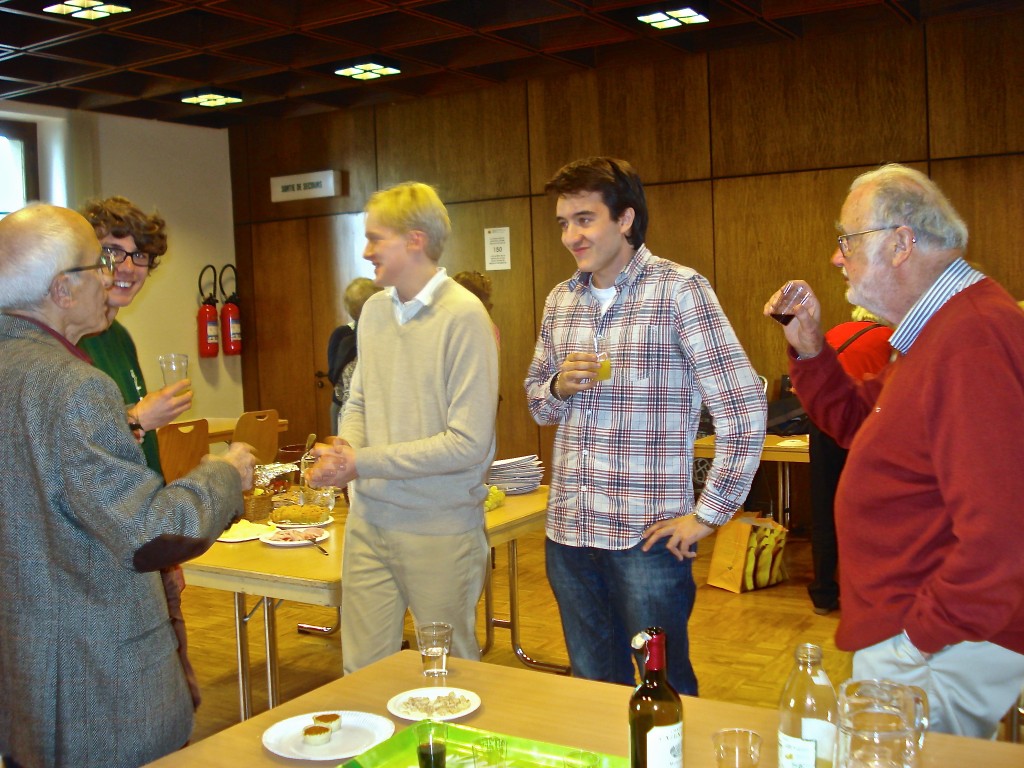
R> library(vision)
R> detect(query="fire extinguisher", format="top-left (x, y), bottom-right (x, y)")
top-left (197, 264), bottom-right (219, 358)
top-left (219, 264), bottom-right (242, 356)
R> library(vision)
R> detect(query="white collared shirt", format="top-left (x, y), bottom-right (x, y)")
top-left (388, 267), bottom-right (448, 325)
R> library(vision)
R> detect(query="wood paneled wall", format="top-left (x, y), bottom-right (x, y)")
top-left (230, 8), bottom-right (1024, 461)
top-left (709, 23), bottom-right (928, 177)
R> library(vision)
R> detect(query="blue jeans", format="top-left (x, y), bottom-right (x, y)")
top-left (545, 537), bottom-right (698, 696)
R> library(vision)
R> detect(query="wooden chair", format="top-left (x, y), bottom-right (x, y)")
top-left (157, 419), bottom-right (210, 483)
top-left (231, 408), bottom-right (280, 464)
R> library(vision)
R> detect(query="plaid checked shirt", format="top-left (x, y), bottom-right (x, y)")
top-left (525, 245), bottom-right (767, 549)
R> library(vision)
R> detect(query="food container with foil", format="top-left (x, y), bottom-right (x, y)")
top-left (242, 462), bottom-right (300, 523)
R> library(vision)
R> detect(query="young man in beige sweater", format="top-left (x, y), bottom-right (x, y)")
top-left (308, 182), bottom-right (499, 673)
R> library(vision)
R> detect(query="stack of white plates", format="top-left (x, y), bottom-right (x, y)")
top-left (487, 455), bottom-right (543, 495)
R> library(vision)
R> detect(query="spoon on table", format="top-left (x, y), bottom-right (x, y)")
top-left (307, 537), bottom-right (329, 556)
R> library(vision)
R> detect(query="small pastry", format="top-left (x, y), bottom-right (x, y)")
top-left (302, 724), bottom-right (332, 745)
top-left (313, 713), bottom-right (342, 732)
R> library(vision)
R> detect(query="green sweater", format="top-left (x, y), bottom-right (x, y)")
top-left (341, 278), bottom-right (499, 534)
top-left (79, 320), bottom-right (163, 474)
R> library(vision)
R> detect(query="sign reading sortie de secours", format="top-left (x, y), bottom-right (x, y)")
top-left (270, 170), bottom-right (340, 203)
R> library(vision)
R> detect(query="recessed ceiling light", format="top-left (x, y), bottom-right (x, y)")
top-left (43, 1), bottom-right (131, 18)
top-left (638, 7), bottom-right (709, 29)
top-left (335, 60), bottom-right (402, 79)
top-left (181, 89), bottom-right (243, 107)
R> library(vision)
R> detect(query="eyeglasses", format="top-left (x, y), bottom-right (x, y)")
top-left (837, 226), bottom-right (898, 256)
top-left (60, 249), bottom-right (116, 277)
top-left (102, 243), bottom-right (153, 267)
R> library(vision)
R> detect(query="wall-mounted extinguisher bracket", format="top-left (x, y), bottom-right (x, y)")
top-left (219, 264), bottom-right (242, 356)
top-left (197, 264), bottom-right (219, 358)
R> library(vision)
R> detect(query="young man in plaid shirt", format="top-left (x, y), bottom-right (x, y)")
top-left (525, 157), bottom-right (766, 694)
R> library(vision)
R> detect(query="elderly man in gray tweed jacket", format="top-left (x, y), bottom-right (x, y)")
top-left (0, 204), bottom-right (255, 768)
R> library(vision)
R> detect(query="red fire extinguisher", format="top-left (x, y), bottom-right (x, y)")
top-left (197, 264), bottom-right (219, 358)
top-left (219, 264), bottom-right (242, 356)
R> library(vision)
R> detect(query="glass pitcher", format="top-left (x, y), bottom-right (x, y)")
top-left (836, 679), bottom-right (929, 768)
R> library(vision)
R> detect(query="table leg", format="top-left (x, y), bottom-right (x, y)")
top-left (505, 540), bottom-right (570, 675)
top-left (265, 597), bottom-right (280, 708)
top-left (775, 463), bottom-right (784, 525)
top-left (783, 461), bottom-right (792, 529)
top-left (482, 560), bottom-right (495, 655)
top-left (233, 592), bottom-right (253, 721)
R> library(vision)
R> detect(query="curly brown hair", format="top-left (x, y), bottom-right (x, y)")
top-left (81, 196), bottom-right (168, 270)
top-left (452, 270), bottom-right (493, 313)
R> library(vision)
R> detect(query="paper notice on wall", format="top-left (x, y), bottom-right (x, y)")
top-left (484, 227), bottom-right (511, 271)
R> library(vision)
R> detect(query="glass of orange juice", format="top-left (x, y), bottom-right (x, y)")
top-left (592, 332), bottom-right (611, 382)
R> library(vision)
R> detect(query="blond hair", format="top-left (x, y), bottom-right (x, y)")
top-left (344, 277), bottom-right (381, 321)
top-left (365, 182), bottom-right (451, 262)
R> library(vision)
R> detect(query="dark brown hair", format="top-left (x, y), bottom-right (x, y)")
top-left (544, 157), bottom-right (648, 248)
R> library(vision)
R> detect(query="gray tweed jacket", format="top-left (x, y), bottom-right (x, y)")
top-left (0, 314), bottom-right (243, 768)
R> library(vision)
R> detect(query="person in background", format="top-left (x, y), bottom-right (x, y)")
top-left (306, 182), bottom-right (499, 674)
top-left (767, 163), bottom-right (1024, 737)
top-left (327, 277), bottom-right (382, 430)
top-left (524, 157), bottom-right (767, 694)
top-left (0, 203), bottom-right (255, 768)
top-left (453, 269), bottom-right (500, 349)
top-left (78, 196), bottom-right (201, 709)
top-left (806, 306), bottom-right (892, 616)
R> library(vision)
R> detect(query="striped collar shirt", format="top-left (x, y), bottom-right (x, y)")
top-left (525, 245), bottom-right (767, 549)
top-left (889, 258), bottom-right (985, 354)
top-left (388, 267), bottom-right (448, 325)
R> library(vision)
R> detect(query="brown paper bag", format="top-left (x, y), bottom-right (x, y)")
top-left (706, 514), bottom-right (788, 593)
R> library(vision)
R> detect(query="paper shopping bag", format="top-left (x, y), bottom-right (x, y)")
top-left (706, 514), bottom-right (788, 593)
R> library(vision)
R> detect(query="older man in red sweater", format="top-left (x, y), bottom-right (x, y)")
top-left (766, 163), bottom-right (1024, 738)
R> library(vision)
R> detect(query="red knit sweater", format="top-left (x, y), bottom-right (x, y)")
top-left (791, 279), bottom-right (1024, 655)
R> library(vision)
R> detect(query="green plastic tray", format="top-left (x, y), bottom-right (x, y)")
top-left (341, 722), bottom-right (627, 768)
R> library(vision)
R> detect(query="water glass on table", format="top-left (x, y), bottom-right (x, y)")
top-left (417, 721), bottom-right (448, 768)
top-left (473, 737), bottom-right (507, 768)
top-left (416, 621), bottom-right (453, 677)
top-left (712, 728), bottom-right (761, 768)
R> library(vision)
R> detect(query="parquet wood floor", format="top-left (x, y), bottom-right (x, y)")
top-left (182, 529), bottom-right (852, 743)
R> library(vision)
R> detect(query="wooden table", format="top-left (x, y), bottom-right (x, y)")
top-left (204, 416), bottom-right (289, 444)
top-left (182, 486), bottom-right (558, 721)
top-left (693, 434), bottom-right (809, 527)
top-left (144, 649), bottom-right (1024, 768)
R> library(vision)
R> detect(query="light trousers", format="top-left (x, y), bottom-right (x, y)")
top-left (853, 631), bottom-right (1024, 738)
top-left (340, 514), bottom-right (489, 675)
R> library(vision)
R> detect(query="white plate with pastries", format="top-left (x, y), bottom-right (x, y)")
top-left (261, 710), bottom-right (394, 760)
top-left (259, 529), bottom-right (330, 547)
top-left (386, 687), bottom-right (481, 721)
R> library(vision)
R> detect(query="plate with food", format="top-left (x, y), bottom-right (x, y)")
top-left (217, 519), bottom-right (276, 543)
top-left (274, 515), bottom-right (334, 530)
top-left (261, 710), bottom-right (394, 760)
top-left (259, 528), bottom-right (330, 547)
top-left (270, 504), bottom-right (333, 527)
top-left (386, 687), bottom-right (481, 721)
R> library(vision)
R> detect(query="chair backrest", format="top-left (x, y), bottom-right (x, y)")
top-left (157, 419), bottom-right (210, 483)
top-left (231, 408), bottom-right (280, 464)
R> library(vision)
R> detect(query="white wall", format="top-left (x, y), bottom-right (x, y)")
top-left (0, 103), bottom-right (244, 419)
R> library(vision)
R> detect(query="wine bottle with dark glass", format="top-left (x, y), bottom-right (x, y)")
top-left (629, 627), bottom-right (683, 768)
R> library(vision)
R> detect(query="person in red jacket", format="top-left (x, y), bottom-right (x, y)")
top-left (807, 308), bottom-right (892, 615)
top-left (765, 163), bottom-right (1024, 738)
